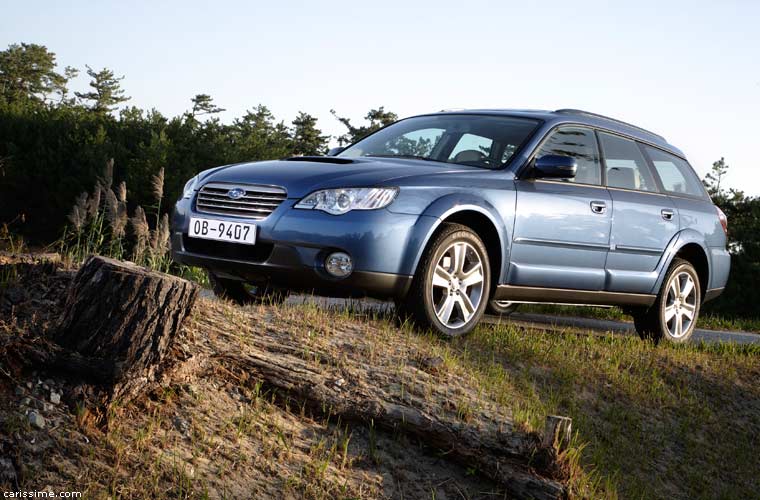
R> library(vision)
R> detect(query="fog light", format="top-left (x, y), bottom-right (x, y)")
top-left (325, 252), bottom-right (353, 278)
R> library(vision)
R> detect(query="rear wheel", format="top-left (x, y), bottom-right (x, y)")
top-left (398, 223), bottom-right (490, 337)
top-left (207, 271), bottom-right (289, 306)
top-left (633, 258), bottom-right (701, 343)
top-left (487, 300), bottom-right (518, 316)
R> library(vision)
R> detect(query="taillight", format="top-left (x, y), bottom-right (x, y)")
top-left (716, 206), bottom-right (728, 236)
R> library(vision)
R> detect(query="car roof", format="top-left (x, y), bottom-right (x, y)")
top-left (428, 108), bottom-right (686, 158)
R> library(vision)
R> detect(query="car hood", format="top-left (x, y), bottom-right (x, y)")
top-left (198, 157), bottom-right (481, 198)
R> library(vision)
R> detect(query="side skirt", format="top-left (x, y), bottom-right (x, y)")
top-left (493, 285), bottom-right (656, 307)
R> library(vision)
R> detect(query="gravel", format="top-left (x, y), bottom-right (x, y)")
top-left (28, 411), bottom-right (45, 429)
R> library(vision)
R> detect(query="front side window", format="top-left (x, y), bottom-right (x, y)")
top-left (643, 145), bottom-right (707, 198)
top-left (598, 132), bottom-right (658, 192)
top-left (340, 114), bottom-right (540, 169)
top-left (448, 133), bottom-right (493, 163)
top-left (535, 127), bottom-right (601, 185)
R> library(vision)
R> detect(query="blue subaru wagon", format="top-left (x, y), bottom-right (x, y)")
top-left (171, 109), bottom-right (730, 342)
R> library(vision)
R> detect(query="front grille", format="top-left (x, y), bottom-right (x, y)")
top-left (195, 182), bottom-right (287, 219)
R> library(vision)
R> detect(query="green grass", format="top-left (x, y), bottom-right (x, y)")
top-left (426, 321), bottom-right (760, 499)
top-left (176, 265), bottom-right (210, 288)
top-left (518, 303), bottom-right (760, 333)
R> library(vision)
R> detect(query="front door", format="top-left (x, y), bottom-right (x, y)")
top-left (598, 132), bottom-right (680, 293)
top-left (510, 126), bottom-right (612, 291)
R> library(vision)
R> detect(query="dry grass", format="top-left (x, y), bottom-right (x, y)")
top-left (3, 296), bottom-right (513, 499)
top-left (57, 160), bottom-right (173, 272)
top-left (3, 288), bottom-right (759, 499)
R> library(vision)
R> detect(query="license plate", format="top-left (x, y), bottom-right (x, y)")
top-left (189, 217), bottom-right (256, 245)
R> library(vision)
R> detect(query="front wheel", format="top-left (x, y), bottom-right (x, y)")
top-left (207, 271), bottom-right (289, 306)
top-left (398, 223), bottom-right (490, 337)
top-left (633, 258), bottom-right (701, 343)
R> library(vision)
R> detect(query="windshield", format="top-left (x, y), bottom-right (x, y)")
top-left (338, 114), bottom-right (540, 169)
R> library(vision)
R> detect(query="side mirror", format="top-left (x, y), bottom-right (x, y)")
top-left (533, 155), bottom-right (577, 179)
top-left (327, 146), bottom-right (345, 157)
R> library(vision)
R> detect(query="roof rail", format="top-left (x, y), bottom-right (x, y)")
top-left (554, 109), bottom-right (665, 141)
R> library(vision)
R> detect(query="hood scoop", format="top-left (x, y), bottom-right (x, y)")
top-left (284, 156), bottom-right (355, 165)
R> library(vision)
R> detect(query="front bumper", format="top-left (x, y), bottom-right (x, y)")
top-left (171, 197), bottom-right (433, 299)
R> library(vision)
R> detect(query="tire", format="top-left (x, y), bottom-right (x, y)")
top-left (633, 258), bottom-right (701, 344)
top-left (398, 223), bottom-right (491, 337)
top-left (487, 300), bottom-right (519, 316)
top-left (207, 271), bottom-right (289, 306)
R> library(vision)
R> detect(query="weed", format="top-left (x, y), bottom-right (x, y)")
top-left (57, 159), bottom-right (176, 275)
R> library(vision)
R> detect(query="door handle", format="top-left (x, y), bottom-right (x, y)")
top-left (661, 209), bottom-right (675, 221)
top-left (590, 201), bottom-right (607, 214)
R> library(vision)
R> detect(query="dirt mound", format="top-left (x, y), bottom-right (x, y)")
top-left (0, 257), bottom-right (568, 499)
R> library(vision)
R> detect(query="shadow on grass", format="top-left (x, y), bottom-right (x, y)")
top-left (440, 322), bottom-right (760, 499)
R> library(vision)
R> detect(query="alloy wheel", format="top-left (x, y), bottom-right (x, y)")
top-left (430, 241), bottom-right (485, 329)
top-left (663, 271), bottom-right (698, 338)
top-left (493, 301), bottom-right (515, 308)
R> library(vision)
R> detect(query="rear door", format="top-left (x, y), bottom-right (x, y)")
top-left (510, 126), bottom-right (611, 290)
top-left (599, 132), bottom-right (679, 293)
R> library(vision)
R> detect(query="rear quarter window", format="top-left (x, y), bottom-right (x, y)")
top-left (643, 145), bottom-right (707, 199)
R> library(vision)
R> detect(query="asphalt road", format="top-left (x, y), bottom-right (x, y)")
top-left (204, 290), bottom-right (759, 345)
top-left (483, 311), bottom-right (760, 345)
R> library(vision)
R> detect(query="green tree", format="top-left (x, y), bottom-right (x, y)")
top-left (700, 159), bottom-right (760, 319)
top-left (190, 94), bottom-right (225, 118)
top-left (290, 111), bottom-right (329, 155)
top-left (58, 66), bottom-right (80, 105)
top-left (231, 105), bottom-right (292, 160)
top-left (0, 43), bottom-right (71, 104)
top-left (75, 65), bottom-right (130, 113)
top-left (331, 107), bottom-right (397, 145)
top-left (0, 41), bottom-right (337, 243)
top-left (703, 157), bottom-right (729, 200)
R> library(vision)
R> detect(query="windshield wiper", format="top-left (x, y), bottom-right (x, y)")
top-left (365, 153), bottom-right (431, 161)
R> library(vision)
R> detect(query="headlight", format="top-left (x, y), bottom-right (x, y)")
top-left (294, 187), bottom-right (399, 215)
top-left (182, 175), bottom-right (199, 199)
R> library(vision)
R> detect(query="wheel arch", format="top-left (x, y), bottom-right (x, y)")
top-left (652, 230), bottom-right (711, 302)
top-left (405, 197), bottom-right (511, 293)
top-left (675, 243), bottom-right (709, 299)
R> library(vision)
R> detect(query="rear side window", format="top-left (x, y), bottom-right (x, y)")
top-left (598, 132), bottom-right (658, 192)
top-left (643, 145), bottom-right (706, 198)
top-left (535, 127), bottom-right (601, 185)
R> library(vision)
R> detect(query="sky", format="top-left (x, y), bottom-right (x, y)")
top-left (2, 0), bottom-right (758, 194)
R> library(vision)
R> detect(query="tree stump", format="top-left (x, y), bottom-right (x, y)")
top-left (55, 256), bottom-right (199, 402)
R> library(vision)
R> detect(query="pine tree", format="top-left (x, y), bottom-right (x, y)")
top-left (75, 65), bottom-right (131, 113)
top-left (0, 43), bottom-right (70, 103)
top-left (190, 94), bottom-right (225, 118)
top-left (703, 157), bottom-right (729, 198)
top-left (290, 112), bottom-right (328, 155)
top-left (331, 107), bottom-right (397, 145)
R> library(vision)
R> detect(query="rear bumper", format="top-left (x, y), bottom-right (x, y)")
top-left (703, 287), bottom-right (724, 303)
top-left (708, 247), bottom-right (731, 290)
